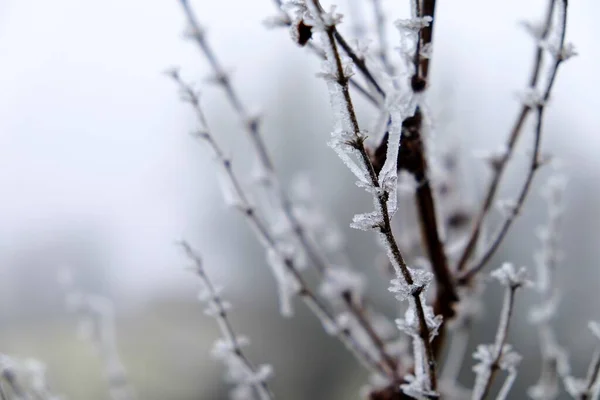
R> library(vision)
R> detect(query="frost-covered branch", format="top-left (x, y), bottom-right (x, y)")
top-left (58, 272), bottom-right (136, 400)
top-left (563, 322), bottom-right (600, 400)
top-left (471, 263), bottom-right (530, 400)
top-left (180, 242), bottom-right (275, 400)
top-left (168, 71), bottom-right (388, 377)
top-left (266, 0), bottom-right (381, 105)
top-left (456, 0), bottom-right (573, 277)
top-left (410, 0), bottom-right (436, 90)
top-left (302, 1), bottom-right (441, 396)
top-left (527, 174), bottom-right (570, 400)
top-left (459, 0), bottom-right (574, 282)
top-left (369, 0), bottom-right (459, 330)
top-left (178, 0), bottom-right (273, 171)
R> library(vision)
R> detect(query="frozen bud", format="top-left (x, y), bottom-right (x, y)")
top-left (205, 69), bottom-right (233, 87)
top-left (491, 263), bottom-right (531, 288)
top-left (319, 267), bottom-right (366, 302)
top-left (183, 24), bottom-right (205, 41)
top-left (163, 66), bottom-right (181, 80)
top-left (395, 16), bottom-right (433, 32)
top-left (496, 198), bottom-right (518, 218)
top-left (289, 18), bottom-right (313, 46)
top-left (211, 336), bottom-right (249, 359)
top-left (559, 42), bottom-right (578, 61)
top-left (519, 87), bottom-right (545, 108)
top-left (389, 267), bottom-right (433, 302)
top-left (246, 364), bottom-right (274, 384)
top-left (321, 6), bottom-right (343, 28)
top-left (350, 211), bottom-right (383, 231)
top-left (473, 146), bottom-right (507, 171)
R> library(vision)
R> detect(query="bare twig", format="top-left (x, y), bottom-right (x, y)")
top-left (179, 0), bottom-right (273, 171)
top-left (180, 242), bottom-right (275, 400)
top-left (471, 264), bottom-right (528, 400)
top-left (459, 0), bottom-right (571, 282)
top-left (455, 0), bottom-right (567, 274)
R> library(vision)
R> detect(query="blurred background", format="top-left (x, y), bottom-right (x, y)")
top-left (1, 0), bottom-right (599, 398)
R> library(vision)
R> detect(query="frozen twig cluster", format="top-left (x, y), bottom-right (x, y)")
top-left (167, 67), bottom-right (398, 381)
top-left (165, 0), bottom-right (586, 399)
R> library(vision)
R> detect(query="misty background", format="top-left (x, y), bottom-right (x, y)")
top-left (1, 0), bottom-right (599, 398)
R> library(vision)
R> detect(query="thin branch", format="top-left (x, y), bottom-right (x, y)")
top-left (418, 0), bottom-right (436, 82)
top-left (179, 0), bottom-right (273, 171)
top-left (472, 264), bottom-right (527, 400)
top-left (269, 0), bottom-right (382, 105)
top-left (455, 0), bottom-right (563, 273)
top-left (332, 29), bottom-right (386, 98)
top-left (459, 0), bottom-right (570, 282)
top-left (180, 242), bottom-right (275, 400)
top-left (472, 293), bottom-right (514, 400)
top-left (304, 0), bottom-right (387, 98)
top-left (372, 0), bottom-right (458, 347)
top-left (169, 72), bottom-right (388, 378)
top-left (306, 0), bottom-right (439, 393)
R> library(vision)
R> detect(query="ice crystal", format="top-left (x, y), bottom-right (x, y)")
top-left (319, 267), bottom-right (366, 302)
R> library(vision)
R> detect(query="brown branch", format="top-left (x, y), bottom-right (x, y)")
top-left (418, 0), bottom-right (436, 82)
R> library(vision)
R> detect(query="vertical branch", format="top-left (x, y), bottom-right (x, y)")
top-left (471, 264), bottom-right (529, 400)
top-left (305, 1), bottom-right (440, 394)
top-left (372, 0), bottom-right (459, 353)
